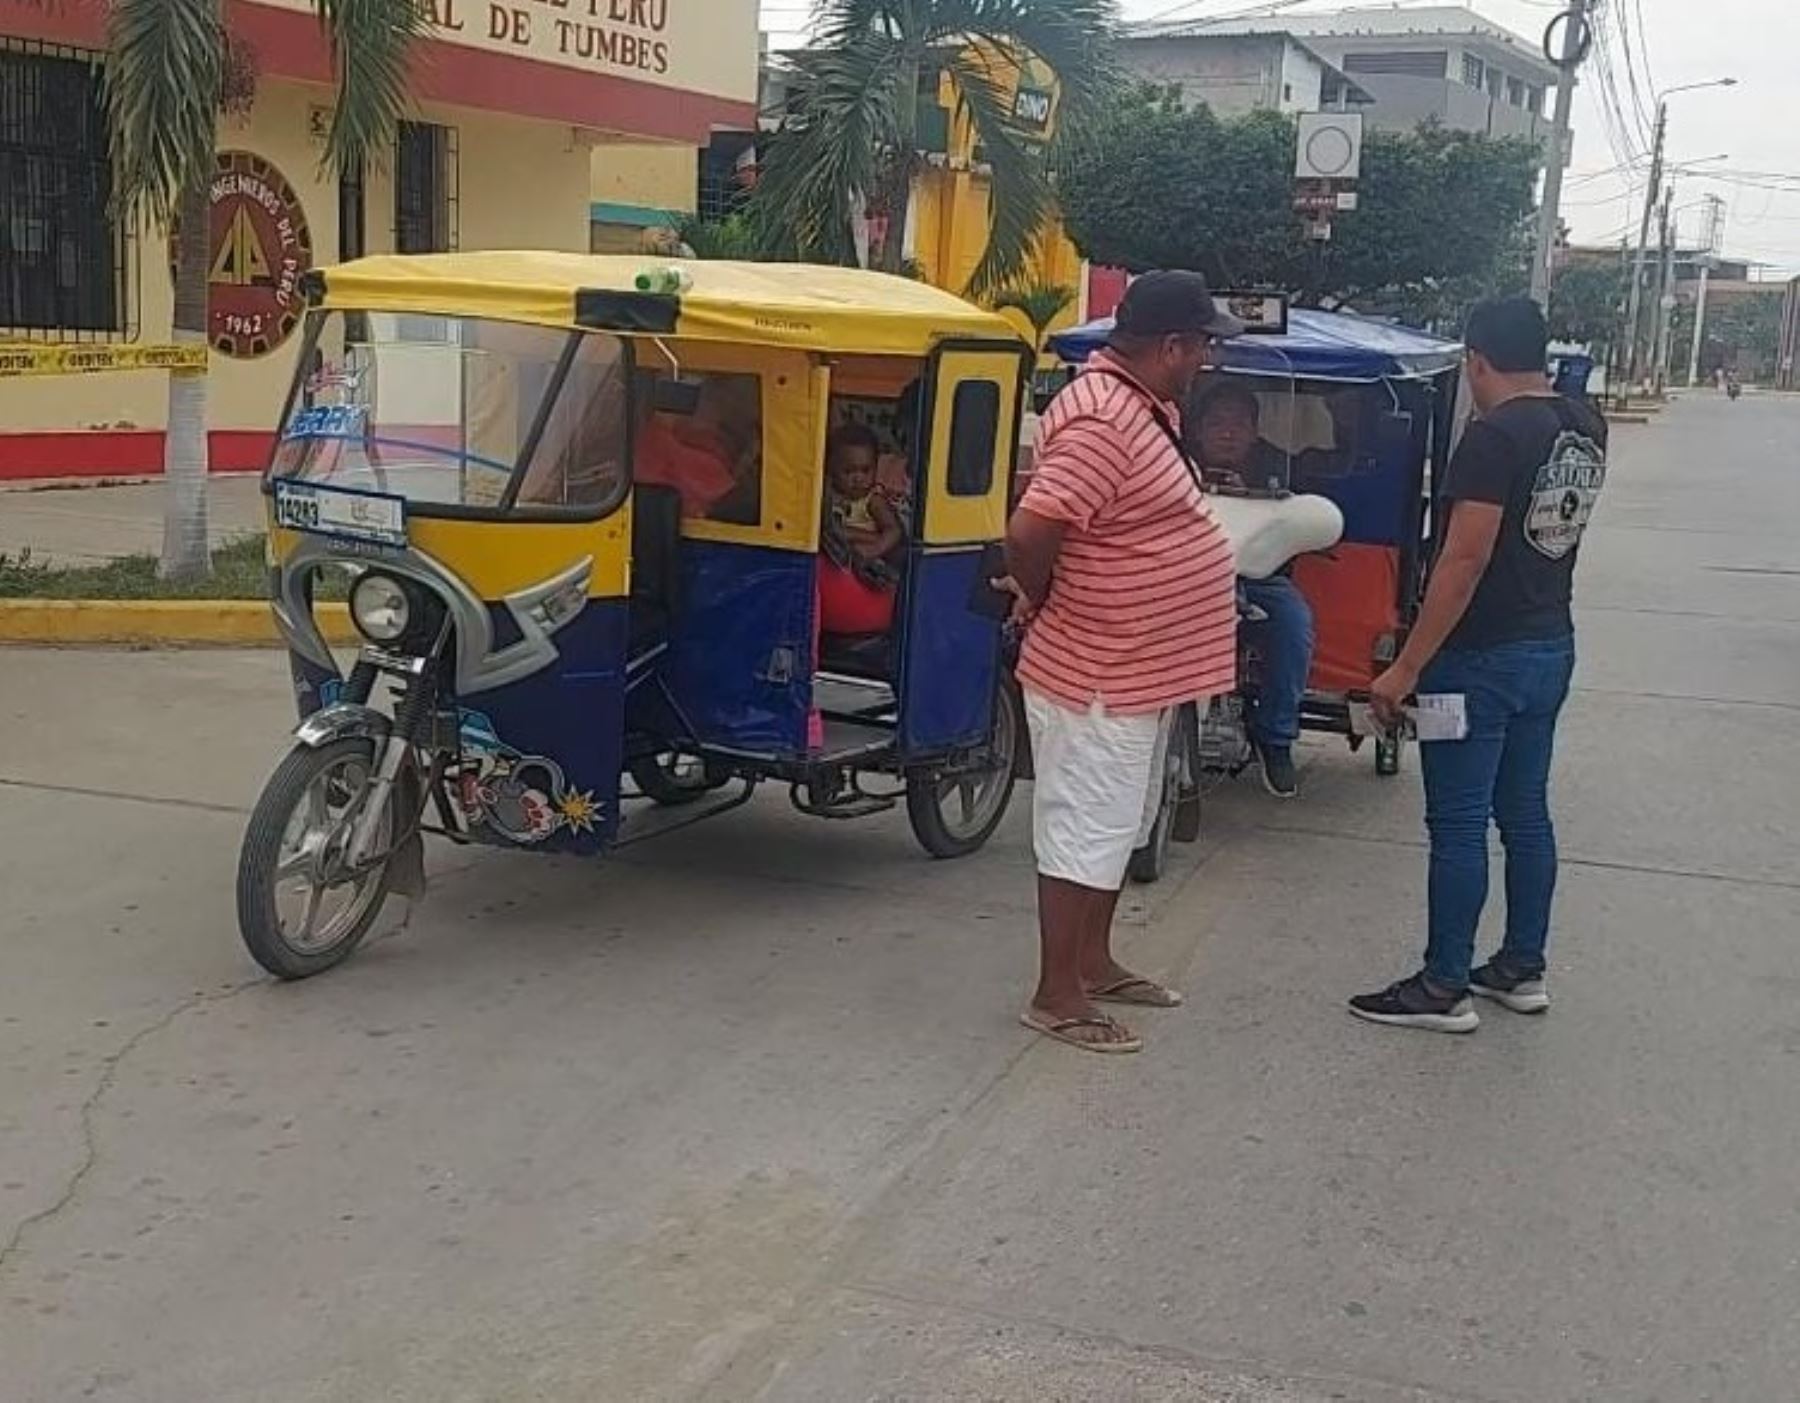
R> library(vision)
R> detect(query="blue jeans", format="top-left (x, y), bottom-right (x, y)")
top-left (1242, 575), bottom-right (1315, 750)
top-left (1419, 635), bottom-right (1577, 990)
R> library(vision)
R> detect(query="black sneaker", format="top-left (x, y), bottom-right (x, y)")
top-left (1348, 973), bottom-right (1480, 1033)
top-left (1256, 743), bottom-right (1298, 799)
top-left (1469, 960), bottom-right (1550, 1014)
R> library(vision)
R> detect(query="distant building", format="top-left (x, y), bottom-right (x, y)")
top-left (1279, 5), bottom-right (1559, 145)
top-left (1560, 245), bottom-right (1754, 284)
top-left (1120, 25), bottom-right (1373, 117)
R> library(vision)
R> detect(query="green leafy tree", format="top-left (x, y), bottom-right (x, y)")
top-left (32, 0), bottom-right (424, 579)
top-left (1669, 292), bottom-right (1785, 382)
top-left (1057, 90), bottom-right (1540, 314)
top-left (1548, 259), bottom-right (1629, 346)
top-left (749, 0), bottom-right (1119, 297)
top-left (676, 213), bottom-right (765, 260)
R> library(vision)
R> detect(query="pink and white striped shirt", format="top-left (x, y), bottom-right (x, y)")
top-left (1017, 352), bottom-right (1237, 714)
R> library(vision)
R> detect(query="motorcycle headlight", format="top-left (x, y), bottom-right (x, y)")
top-left (350, 572), bottom-right (412, 644)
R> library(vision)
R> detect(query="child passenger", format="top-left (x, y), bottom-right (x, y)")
top-left (825, 424), bottom-right (902, 568)
top-left (819, 423), bottom-right (901, 635)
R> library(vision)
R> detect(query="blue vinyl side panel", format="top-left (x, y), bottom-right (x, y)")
top-left (664, 542), bottom-right (817, 757)
top-left (898, 547), bottom-right (999, 758)
top-left (454, 600), bottom-right (627, 855)
top-left (289, 600), bottom-right (627, 857)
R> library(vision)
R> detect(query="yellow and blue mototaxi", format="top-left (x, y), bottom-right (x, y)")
top-left (246, 252), bottom-right (1032, 979)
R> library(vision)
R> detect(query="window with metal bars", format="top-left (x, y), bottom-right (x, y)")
top-left (394, 121), bottom-right (458, 254)
top-left (0, 41), bottom-right (128, 339)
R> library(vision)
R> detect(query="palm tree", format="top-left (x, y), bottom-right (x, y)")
top-left (993, 279), bottom-right (1074, 352)
top-left (100, 0), bottom-right (424, 579)
top-left (751, 0), bottom-right (1118, 299)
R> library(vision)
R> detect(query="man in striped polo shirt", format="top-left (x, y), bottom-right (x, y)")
top-left (1004, 272), bottom-right (1242, 1054)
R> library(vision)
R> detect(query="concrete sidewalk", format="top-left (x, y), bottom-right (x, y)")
top-left (3, 396), bottom-right (1800, 1402)
top-left (0, 475), bottom-right (266, 566)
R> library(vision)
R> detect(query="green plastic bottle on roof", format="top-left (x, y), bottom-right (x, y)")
top-left (634, 266), bottom-right (692, 295)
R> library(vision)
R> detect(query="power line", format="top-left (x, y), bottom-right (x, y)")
top-left (1613, 0), bottom-right (1656, 147)
top-left (1586, 7), bottom-right (1643, 174)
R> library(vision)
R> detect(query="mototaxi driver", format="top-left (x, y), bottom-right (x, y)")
top-left (1190, 383), bottom-right (1316, 799)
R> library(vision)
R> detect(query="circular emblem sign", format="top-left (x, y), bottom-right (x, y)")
top-left (199, 151), bottom-right (313, 359)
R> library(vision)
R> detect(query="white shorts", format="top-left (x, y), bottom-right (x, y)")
top-left (1024, 688), bottom-right (1175, 891)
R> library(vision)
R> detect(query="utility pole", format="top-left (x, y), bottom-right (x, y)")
top-left (1619, 104), bottom-right (1667, 393)
top-left (1651, 187), bottom-right (1677, 396)
top-left (1618, 79), bottom-right (1738, 398)
top-left (1531, 0), bottom-right (1591, 306)
top-left (1686, 193), bottom-right (1725, 387)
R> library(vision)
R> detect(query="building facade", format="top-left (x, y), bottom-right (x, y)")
top-left (0, 0), bottom-right (757, 479)
top-left (1282, 5), bottom-right (1558, 144)
top-left (1121, 27), bottom-right (1372, 118)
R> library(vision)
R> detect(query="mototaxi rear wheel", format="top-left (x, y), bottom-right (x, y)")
top-left (906, 678), bottom-right (1021, 859)
top-left (629, 752), bottom-right (730, 806)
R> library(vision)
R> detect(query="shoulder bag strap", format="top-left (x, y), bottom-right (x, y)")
top-left (1082, 364), bottom-right (1207, 495)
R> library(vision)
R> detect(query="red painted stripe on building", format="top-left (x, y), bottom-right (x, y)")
top-left (0, 0), bottom-right (755, 142)
top-left (0, 432), bottom-right (274, 483)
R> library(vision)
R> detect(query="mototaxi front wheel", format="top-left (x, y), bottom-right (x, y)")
top-left (906, 678), bottom-right (1022, 859)
top-left (236, 737), bottom-right (398, 980)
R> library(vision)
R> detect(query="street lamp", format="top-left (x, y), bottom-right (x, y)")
top-left (1620, 78), bottom-right (1737, 395)
top-left (1658, 78), bottom-right (1737, 101)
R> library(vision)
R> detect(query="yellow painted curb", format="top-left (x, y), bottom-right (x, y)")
top-left (0, 599), bottom-right (355, 647)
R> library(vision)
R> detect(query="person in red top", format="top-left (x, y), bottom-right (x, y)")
top-left (1003, 271), bottom-right (1243, 1054)
top-left (635, 376), bottom-right (760, 522)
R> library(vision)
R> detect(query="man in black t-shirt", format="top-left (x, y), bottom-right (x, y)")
top-left (1350, 297), bottom-right (1608, 1034)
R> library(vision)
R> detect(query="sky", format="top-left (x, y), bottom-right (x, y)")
top-left (757, 0), bottom-right (1800, 278)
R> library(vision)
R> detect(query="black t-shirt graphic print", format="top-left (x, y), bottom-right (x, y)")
top-left (1438, 393), bottom-right (1608, 651)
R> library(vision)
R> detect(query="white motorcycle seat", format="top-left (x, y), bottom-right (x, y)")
top-left (1207, 493), bottom-right (1345, 580)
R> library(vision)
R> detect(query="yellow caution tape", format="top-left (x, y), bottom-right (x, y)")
top-left (0, 343), bottom-right (209, 378)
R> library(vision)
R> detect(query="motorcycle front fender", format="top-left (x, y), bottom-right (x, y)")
top-left (293, 703), bottom-right (393, 750)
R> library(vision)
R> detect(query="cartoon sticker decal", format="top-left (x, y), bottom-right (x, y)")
top-left (452, 710), bottom-right (605, 845)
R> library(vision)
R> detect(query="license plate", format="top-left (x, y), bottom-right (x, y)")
top-left (273, 479), bottom-right (407, 548)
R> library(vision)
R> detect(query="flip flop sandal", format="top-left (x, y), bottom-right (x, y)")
top-left (1090, 977), bottom-right (1185, 1008)
top-left (1018, 1011), bottom-right (1143, 1054)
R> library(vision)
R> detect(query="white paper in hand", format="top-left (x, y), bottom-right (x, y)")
top-left (1409, 692), bottom-right (1469, 742)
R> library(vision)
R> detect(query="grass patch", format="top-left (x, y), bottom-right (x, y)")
top-left (0, 535), bottom-right (347, 601)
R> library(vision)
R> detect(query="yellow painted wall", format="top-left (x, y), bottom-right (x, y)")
top-left (591, 142), bottom-right (698, 214)
top-left (911, 167), bottom-right (1085, 349)
top-left (0, 79), bottom-right (593, 440)
top-left (908, 62), bottom-right (1085, 348)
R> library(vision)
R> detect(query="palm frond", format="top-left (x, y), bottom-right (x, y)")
top-left (749, 28), bottom-right (905, 263)
top-left (992, 281), bottom-right (1074, 332)
top-left (755, 0), bottom-right (1120, 284)
top-left (105, 0), bottom-right (225, 227)
top-left (309, 0), bottom-right (428, 175)
top-left (930, 0), bottom-right (1122, 124)
top-left (946, 50), bottom-right (1053, 298)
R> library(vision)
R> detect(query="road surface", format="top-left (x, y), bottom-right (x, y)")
top-left (2, 392), bottom-right (1798, 1401)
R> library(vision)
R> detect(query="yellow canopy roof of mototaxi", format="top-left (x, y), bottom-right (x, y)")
top-left (311, 251), bottom-right (1029, 357)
